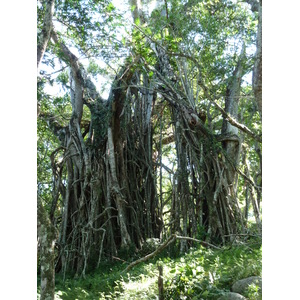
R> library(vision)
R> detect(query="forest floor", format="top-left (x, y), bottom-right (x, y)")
top-left (37, 238), bottom-right (261, 300)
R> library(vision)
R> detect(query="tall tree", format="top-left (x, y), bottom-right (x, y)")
top-left (245, 0), bottom-right (262, 117)
top-left (37, 1), bottom-right (57, 299)
top-left (37, 0), bottom-right (262, 280)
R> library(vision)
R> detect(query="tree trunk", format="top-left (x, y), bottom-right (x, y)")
top-left (220, 45), bottom-right (246, 196)
top-left (37, 5), bottom-right (56, 295)
top-left (244, 0), bottom-right (262, 117)
top-left (37, 198), bottom-right (57, 300)
top-left (107, 127), bottom-right (131, 248)
top-left (37, 0), bottom-right (55, 70)
top-left (253, 1), bottom-right (262, 117)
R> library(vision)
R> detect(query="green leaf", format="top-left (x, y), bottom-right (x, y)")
top-left (106, 2), bottom-right (115, 13)
top-left (135, 18), bottom-right (140, 26)
top-left (202, 290), bottom-right (209, 297)
top-left (185, 267), bottom-right (193, 276)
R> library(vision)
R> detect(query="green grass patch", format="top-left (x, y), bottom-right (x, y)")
top-left (38, 240), bottom-right (261, 299)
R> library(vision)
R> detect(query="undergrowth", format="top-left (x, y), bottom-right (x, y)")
top-left (37, 239), bottom-right (262, 300)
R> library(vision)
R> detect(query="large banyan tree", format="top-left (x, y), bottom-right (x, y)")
top-left (37, 0), bottom-right (262, 282)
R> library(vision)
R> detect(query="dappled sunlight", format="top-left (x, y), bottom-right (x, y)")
top-left (117, 275), bottom-right (158, 299)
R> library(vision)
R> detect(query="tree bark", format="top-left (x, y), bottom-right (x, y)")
top-left (158, 265), bottom-right (164, 300)
top-left (37, 0), bottom-right (55, 70)
top-left (37, 198), bottom-right (57, 300)
top-left (107, 127), bottom-right (132, 248)
top-left (51, 30), bottom-right (84, 124)
top-left (253, 1), bottom-right (262, 117)
top-left (221, 44), bottom-right (246, 184)
top-left (243, 0), bottom-right (262, 117)
top-left (37, 5), bottom-right (57, 295)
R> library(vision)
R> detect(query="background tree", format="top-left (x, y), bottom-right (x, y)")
top-left (37, 0), bottom-right (57, 298)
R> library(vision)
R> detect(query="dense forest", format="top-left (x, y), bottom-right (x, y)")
top-left (36, 0), bottom-right (263, 299)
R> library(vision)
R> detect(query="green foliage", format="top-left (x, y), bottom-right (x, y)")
top-left (245, 282), bottom-right (262, 300)
top-left (56, 70), bottom-right (69, 87)
top-left (140, 238), bottom-right (162, 256)
top-left (38, 242), bottom-right (261, 299)
top-left (164, 243), bottom-right (262, 299)
top-left (87, 60), bottom-right (105, 77)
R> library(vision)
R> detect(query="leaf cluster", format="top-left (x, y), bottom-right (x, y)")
top-left (164, 243), bottom-right (261, 299)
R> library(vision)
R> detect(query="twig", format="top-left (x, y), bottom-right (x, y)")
top-left (112, 256), bottom-right (127, 263)
top-left (175, 235), bottom-right (221, 250)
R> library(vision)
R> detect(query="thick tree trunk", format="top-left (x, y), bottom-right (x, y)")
top-left (221, 44), bottom-right (245, 185)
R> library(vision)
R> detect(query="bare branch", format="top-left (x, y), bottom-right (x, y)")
top-left (124, 235), bottom-right (176, 272)
top-left (211, 99), bottom-right (262, 142)
top-left (124, 234), bottom-right (220, 272)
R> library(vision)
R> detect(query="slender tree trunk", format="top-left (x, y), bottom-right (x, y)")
top-left (37, 4), bottom-right (56, 295)
top-left (107, 127), bottom-right (131, 248)
top-left (253, 1), bottom-right (262, 117)
top-left (37, 198), bottom-right (57, 300)
top-left (245, 0), bottom-right (262, 117)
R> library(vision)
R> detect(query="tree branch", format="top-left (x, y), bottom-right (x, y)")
top-left (142, 45), bottom-right (261, 143)
top-left (37, 0), bottom-right (55, 70)
top-left (51, 30), bottom-right (85, 123)
top-left (124, 234), bottom-right (220, 272)
top-left (211, 98), bottom-right (261, 142)
top-left (124, 235), bottom-right (176, 272)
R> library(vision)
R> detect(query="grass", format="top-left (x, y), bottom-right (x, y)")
top-left (37, 238), bottom-right (262, 300)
